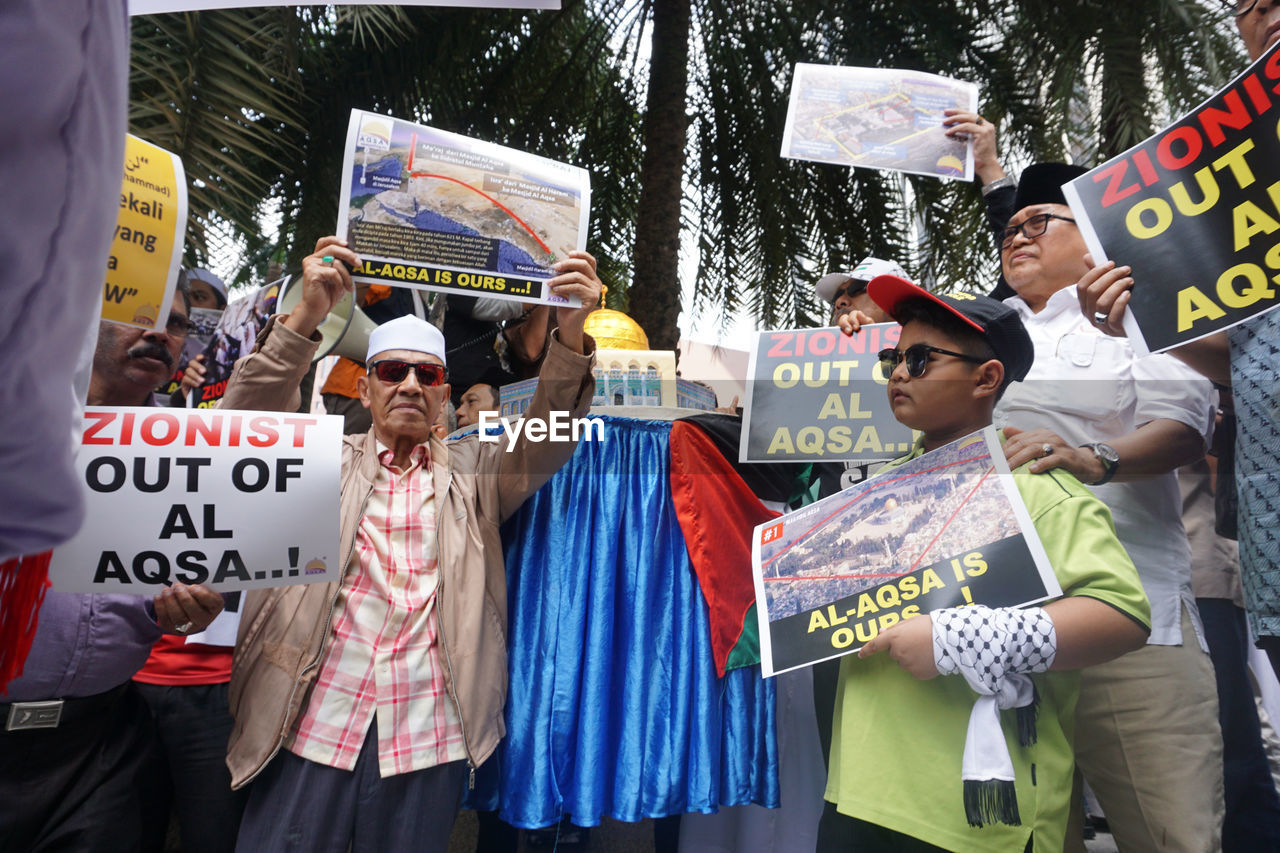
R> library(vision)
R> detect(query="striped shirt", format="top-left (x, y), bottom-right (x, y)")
top-left (289, 442), bottom-right (467, 776)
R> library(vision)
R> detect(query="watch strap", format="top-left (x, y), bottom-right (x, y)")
top-left (1081, 442), bottom-right (1119, 485)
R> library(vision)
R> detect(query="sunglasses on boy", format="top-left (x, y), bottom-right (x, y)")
top-left (878, 344), bottom-right (987, 378)
top-left (368, 359), bottom-right (449, 387)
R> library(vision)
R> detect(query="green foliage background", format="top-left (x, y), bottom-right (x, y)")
top-left (128, 1), bottom-right (1244, 337)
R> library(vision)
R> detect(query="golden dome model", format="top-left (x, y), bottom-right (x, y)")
top-left (583, 285), bottom-right (650, 350)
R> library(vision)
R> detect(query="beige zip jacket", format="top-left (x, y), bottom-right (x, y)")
top-left (219, 317), bottom-right (595, 789)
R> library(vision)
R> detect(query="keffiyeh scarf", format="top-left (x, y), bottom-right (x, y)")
top-left (932, 605), bottom-right (1057, 827)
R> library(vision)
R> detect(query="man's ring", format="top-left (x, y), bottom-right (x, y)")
top-left (1093, 311), bottom-right (1109, 326)
top-left (321, 255), bottom-right (334, 266)
top-left (1041, 443), bottom-right (1054, 458)
top-left (977, 116), bottom-right (985, 125)
top-left (175, 622), bottom-right (194, 635)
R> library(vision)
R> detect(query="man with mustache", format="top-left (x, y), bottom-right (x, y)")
top-left (220, 236), bottom-right (599, 853)
top-left (0, 274), bottom-right (225, 851)
top-left (88, 290), bottom-right (187, 405)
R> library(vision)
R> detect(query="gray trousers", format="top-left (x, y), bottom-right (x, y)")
top-left (235, 718), bottom-right (466, 853)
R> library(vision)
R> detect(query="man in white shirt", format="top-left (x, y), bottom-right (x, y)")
top-left (993, 163), bottom-right (1223, 853)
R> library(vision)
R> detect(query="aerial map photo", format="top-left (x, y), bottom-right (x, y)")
top-left (782, 63), bottom-right (977, 180)
top-left (340, 111), bottom-right (590, 285)
top-left (759, 432), bottom-right (1018, 622)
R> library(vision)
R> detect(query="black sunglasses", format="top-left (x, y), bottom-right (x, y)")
top-left (878, 344), bottom-right (987, 378)
top-left (999, 213), bottom-right (1076, 250)
top-left (368, 359), bottom-right (448, 386)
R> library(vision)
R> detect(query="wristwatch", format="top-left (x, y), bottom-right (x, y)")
top-left (1080, 442), bottom-right (1120, 485)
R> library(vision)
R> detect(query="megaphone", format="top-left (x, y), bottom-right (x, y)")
top-left (275, 274), bottom-right (378, 363)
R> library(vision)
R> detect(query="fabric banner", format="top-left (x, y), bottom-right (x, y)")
top-left (740, 324), bottom-right (916, 463)
top-left (751, 427), bottom-right (1060, 676)
top-left (337, 109), bottom-right (589, 307)
top-left (48, 407), bottom-right (343, 594)
top-left (781, 63), bottom-right (977, 181)
top-left (1064, 37), bottom-right (1280, 355)
top-left (466, 415), bottom-right (779, 826)
top-left (104, 134), bottom-right (187, 331)
top-left (669, 419), bottom-right (780, 677)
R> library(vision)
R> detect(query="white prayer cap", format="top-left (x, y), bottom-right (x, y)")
top-left (366, 315), bottom-right (448, 365)
top-left (815, 257), bottom-right (908, 304)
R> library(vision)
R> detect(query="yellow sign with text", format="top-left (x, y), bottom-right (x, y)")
top-left (102, 135), bottom-right (187, 330)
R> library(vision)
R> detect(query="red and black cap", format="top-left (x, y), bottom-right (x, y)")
top-left (867, 275), bottom-right (1034, 383)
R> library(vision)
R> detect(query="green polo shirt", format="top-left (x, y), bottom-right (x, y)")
top-left (824, 435), bottom-right (1151, 853)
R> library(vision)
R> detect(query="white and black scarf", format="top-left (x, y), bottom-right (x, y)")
top-left (932, 605), bottom-right (1057, 828)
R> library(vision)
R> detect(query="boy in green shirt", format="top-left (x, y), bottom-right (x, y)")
top-left (820, 275), bottom-right (1151, 852)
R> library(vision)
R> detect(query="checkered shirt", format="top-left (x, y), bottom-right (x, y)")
top-left (289, 442), bottom-right (468, 776)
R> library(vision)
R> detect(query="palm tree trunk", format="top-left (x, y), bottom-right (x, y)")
top-left (627, 0), bottom-right (690, 350)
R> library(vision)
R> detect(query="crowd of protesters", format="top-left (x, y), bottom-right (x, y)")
top-left (5, 1), bottom-right (1280, 852)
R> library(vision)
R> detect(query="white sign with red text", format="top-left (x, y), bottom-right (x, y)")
top-left (50, 407), bottom-right (343, 595)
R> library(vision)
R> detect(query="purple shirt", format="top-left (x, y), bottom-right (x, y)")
top-left (0, 0), bottom-right (128, 561)
top-left (4, 590), bottom-right (161, 702)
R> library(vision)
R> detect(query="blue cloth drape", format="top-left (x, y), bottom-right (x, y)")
top-left (466, 415), bottom-right (778, 827)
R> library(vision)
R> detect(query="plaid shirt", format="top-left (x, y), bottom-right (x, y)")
top-left (289, 442), bottom-right (467, 776)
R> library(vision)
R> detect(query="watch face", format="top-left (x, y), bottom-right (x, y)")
top-left (1095, 443), bottom-right (1120, 465)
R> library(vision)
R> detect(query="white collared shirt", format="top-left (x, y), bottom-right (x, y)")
top-left (994, 287), bottom-right (1215, 647)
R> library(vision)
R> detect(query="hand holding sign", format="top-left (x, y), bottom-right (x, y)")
top-left (942, 108), bottom-right (1001, 184)
top-left (285, 236), bottom-right (362, 338)
top-left (1075, 256), bottom-right (1134, 338)
top-left (180, 354), bottom-right (208, 396)
top-left (547, 250), bottom-right (602, 354)
top-left (155, 582), bottom-right (224, 635)
top-left (837, 309), bottom-right (881, 337)
top-left (858, 612), bottom-right (938, 680)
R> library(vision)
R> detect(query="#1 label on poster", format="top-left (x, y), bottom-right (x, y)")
top-left (750, 427), bottom-right (1059, 676)
top-left (781, 63), bottom-right (977, 181)
top-left (337, 109), bottom-right (591, 307)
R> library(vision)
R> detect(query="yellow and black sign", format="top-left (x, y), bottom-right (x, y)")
top-left (1066, 38), bottom-right (1280, 353)
top-left (767, 537), bottom-right (1048, 673)
top-left (103, 135), bottom-right (187, 330)
top-left (752, 427), bottom-right (1060, 675)
top-left (346, 224), bottom-right (544, 303)
top-left (741, 324), bottom-right (918, 463)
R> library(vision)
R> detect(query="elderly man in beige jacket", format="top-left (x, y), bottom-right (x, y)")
top-left (220, 236), bottom-right (599, 853)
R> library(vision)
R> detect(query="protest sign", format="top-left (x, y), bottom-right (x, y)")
top-left (169, 280), bottom-right (283, 409)
top-left (132, 1), bottom-right (560, 12)
top-left (1063, 38), bottom-right (1280, 355)
top-left (103, 135), bottom-right (187, 332)
top-left (739, 324), bottom-right (917, 463)
top-left (160, 306), bottom-right (223, 400)
top-left (781, 63), bottom-right (977, 181)
top-left (49, 407), bottom-right (343, 594)
top-left (337, 110), bottom-right (590, 307)
top-left (751, 427), bottom-right (1059, 676)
